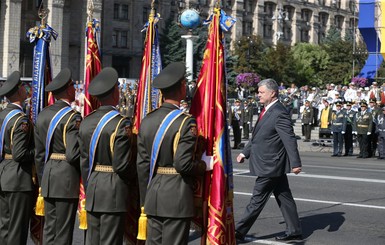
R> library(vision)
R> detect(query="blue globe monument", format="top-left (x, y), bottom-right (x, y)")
top-left (180, 9), bottom-right (201, 30)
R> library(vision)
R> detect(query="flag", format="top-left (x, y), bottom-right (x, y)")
top-left (132, 9), bottom-right (162, 134)
top-left (26, 21), bottom-right (58, 245)
top-left (189, 6), bottom-right (236, 245)
top-left (77, 18), bottom-right (102, 231)
top-left (128, 6), bottom-right (162, 244)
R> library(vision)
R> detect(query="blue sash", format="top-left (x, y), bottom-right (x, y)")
top-left (45, 107), bottom-right (73, 163)
top-left (88, 110), bottom-right (120, 181)
top-left (148, 110), bottom-right (184, 186)
top-left (0, 109), bottom-right (23, 161)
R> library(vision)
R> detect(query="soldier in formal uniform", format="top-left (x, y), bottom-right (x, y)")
top-left (355, 100), bottom-right (373, 158)
top-left (301, 100), bottom-right (314, 142)
top-left (231, 99), bottom-right (243, 149)
top-left (369, 98), bottom-right (381, 157)
top-left (34, 68), bottom-right (81, 245)
top-left (78, 67), bottom-right (134, 245)
top-left (343, 101), bottom-right (357, 156)
top-left (376, 107), bottom-right (385, 159)
top-left (0, 71), bottom-right (35, 245)
top-left (242, 100), bottom-right (253, 139)
top-left (137, 62), bottom-right (207, 245)
top-left (331, 101), bottom-right (347, 156)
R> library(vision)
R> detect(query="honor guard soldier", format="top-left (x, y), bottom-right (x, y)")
top-left (330, 101), bottom-right (347, 156)
top-left (242, 100), bottom-right (253, 139)
top-left (343, 101), bottom-right (357, 156)
top-left (0, 71), bottom-right (35, 245)
top-left (137, 62), bottom-right (207, 245)
top-left (301, 100), bottom-right (314, 142)
top-left (376, 107), bottom-right (385, 159)
top-left (34, 68), bottom-right (81, 245)
top-left (355, 100), bottom-right (373, 158)
top-left (369, 98), bottom-right (381, 157)
top-left (231, 99), bottom-right (243, 149)
top-left (79, 67), bottom-right (134, 245)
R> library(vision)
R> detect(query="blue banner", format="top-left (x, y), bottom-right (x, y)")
top-left (26, 24), bottom-right (58, 124)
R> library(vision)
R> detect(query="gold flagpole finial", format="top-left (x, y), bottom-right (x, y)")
top-left (38, 4), bottom-right (49, 27)
top-left (87, 0), bottom-right (95, 22)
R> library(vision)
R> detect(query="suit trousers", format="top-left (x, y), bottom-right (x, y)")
top-left (332, 132), bottom-right (344, 155)
top-left (86, 211), bottom-right (125, 245)
top-left (235, 175), bottom-right (301, 236)
top-left (43, 197), bottom-right (78, 245)
top-left (344, 125), bottom-right (353, 155)
top-left (146, 216), bottom-right (191, 245)
top-left (0, 191), bottom-right (33, 245)
top-left (357, 134), bottom-right (370, 158)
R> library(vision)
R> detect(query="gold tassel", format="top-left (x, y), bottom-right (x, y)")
top-left (79, 199), bottom-right (87, 230)
top-left (35, 187), bottom-right (44, 216)
top-left (137, 207), bottom-right (147, 240)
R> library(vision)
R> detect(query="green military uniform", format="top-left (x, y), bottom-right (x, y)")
top-left (137, 62), bottom-right (206, 245)
top-left (34, 68), bottom-right (82, 245)
top-left (242, 101), bottom-right (253, 139)
top-left (301, 102), bottom-right (314, 142)
top-left (330, 102), bottom-right (347, 156)
top-left (343, 103), bottom-right (357, 156)
top-left (369, 99), bottom-right (381, 157)
top-left (0, 71), bottom-right (34, 245)
top-left (79, 67), bottom-right (134, 245)
top-left (356, 101), bottom-right (373, 158)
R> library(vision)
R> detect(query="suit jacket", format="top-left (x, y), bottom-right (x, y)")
top-left (0, 103), bottom-right (34, 191)
top-left (137, 103), bottom-right (205, 218)
top-left (34, 100), bottom-right (81, 198)
top-left (79, 106), bottom-right (133, 212)
top-left (242, 101), bottom-right (301, 177)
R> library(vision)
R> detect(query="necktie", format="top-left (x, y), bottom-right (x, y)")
top-left (259, 107), bottom-right (266, 121)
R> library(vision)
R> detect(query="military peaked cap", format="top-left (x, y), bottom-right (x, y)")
top-left (45, 68), bottom-right (72, 92)
top-left (0, 71), bottom-right (21, 97)
top-left (153, 62), bottom-right (186, 89)
top-left (88, 67), bottom-right (118, 96)
top-left (360, 100), bottom-right (368, 107)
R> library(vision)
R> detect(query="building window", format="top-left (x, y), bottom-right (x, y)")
top-left (335, 15), bottom-right (344, 30)
top-left (283, 26), bottom-right (291, 41)
top-left (301, 30), bottom-right (309, 42)
top-left (319, 12), bottom-right (328, 27)
top-left (114, 3), bottom-right (129, 20)
top-left (112, 31), bottom-right (118, 47)
top-left (120, 31), bottom-right (128, 48)
top-left (349, 0), bottom-right (356, 12)
top-left (263, 23), bottom-right (272, 38)
top-left (225, 0), bottom-right (232, 9)
top-left (264, 2), bottom-right (274, 18)
top-left (318, 0), bottom-right (326, 6)
top-left (349, 18), bottom-right (357, 29)
top-left (301, 9), bottom-right (311, 22)
top-left (242, 21), bottom-right (253, 36)
top-left (244, 0), bottom-right (253, 12)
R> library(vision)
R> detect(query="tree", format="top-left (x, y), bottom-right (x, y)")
top-left (233, 35), bottom-right (268, 74)
top-left (291, 43), bottom-right (330, 86)
top-left (159, 16), bottom-right (185, 67)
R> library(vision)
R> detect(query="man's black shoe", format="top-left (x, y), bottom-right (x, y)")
top-left (343, 153), bottom-right (348, 156)
top-left (275, 234), bottom-right (302, 241)
top-left (235, 231), bottom-right (245, 242)
top-left (357, 156), bottom-right (363, 158)
top-left (331, 154), bottom-right (338, 157)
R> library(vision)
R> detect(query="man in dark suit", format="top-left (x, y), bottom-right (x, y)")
top-left (137, 62), bottom-right (207, 245)
top-left (0, 71), bottom-right (35, 245)
top-left (79, 67), bottom-right (135, 245)
top-left (34, 68), bottom-right (81, 244)
top-left (235, 79), bottom-right (302, 242)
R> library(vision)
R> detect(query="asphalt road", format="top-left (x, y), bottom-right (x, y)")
top-left (28, 150), bottom-right (385, 245)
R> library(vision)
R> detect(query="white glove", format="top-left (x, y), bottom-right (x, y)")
top-left (240, 126), bottom-right (243, 129)
top-left (309, 123), bottom-right (312, 125)
top-left (201, 151), bottom-right (213, 170)
top-left (342, 131), bottom-right (345, 134)
top-left (352, 131), bottom-right (357, 135)
top-left (228, 126), bottom-right (231, 130)
top-left (301, 123), bottom-right (304, 125)
top-left (331, 131), bottom-right (333, 134)
top-left (247, 122), bottom-right (250, 124)
top-left (367, 132), bottom-right (371, 135)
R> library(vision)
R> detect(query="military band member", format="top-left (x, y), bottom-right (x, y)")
top-left (376, 107), bottom-right (385, 159)
top-left (355, 100), bottom-right (373, 158)
top-left (137, 62), bottom-right (207, 245)
top-left (79, 67), bottom-right (134, 245)
top-left (0, 71), bottom-right (34, 245)
top-left (331, 101), bottom-right (346, 156)
top-left (369, 98), bottom-right (381, 157)
top-left (301, 100), bottom-right (313, 142)
top-left (343, 101), bottom-right (357, 156)
top-left (242, 100), bottom-right (253, 139)
top-left (34, 68), bottom-right (81, 245)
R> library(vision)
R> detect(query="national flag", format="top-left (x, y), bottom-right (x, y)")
top-left (77, 18), bottom-right (102, 231)
top-left (26, 21), bottom-right (58, 245)
top-left (189, 6), bottom-right (236, 245)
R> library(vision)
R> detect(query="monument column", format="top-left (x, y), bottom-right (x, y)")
top-left (181, 33), bottom-right (198, 82)
top-left (0, 0), bottom-right (23, 76)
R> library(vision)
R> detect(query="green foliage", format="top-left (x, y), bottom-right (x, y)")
top-left (234, 35), bottom-right (268, 74)
top-left (321, 26), bottom-right (342, 44)
top-left (159, 16), bottom-right (185, 67)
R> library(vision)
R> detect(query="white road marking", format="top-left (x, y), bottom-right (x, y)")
top-left (234, 191), bottom-right (385, 210)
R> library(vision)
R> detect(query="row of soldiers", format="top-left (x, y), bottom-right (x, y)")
top-left (0, 62), bottom-right (208, 245)
top-left (304, 98), bottom-right (385, 158)
top-left (228, 99), bottom-right (255, 149)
